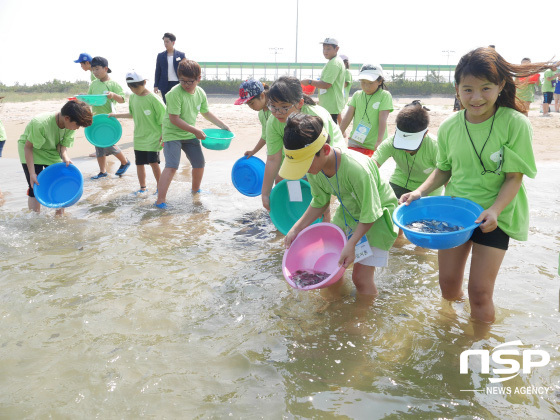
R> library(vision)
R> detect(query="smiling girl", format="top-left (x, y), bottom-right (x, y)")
top-left (400, 47), bottom-right (554, 323)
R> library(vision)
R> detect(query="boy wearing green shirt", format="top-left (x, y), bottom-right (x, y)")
top-left (541, 67), bottom-right (559, 116)
top-left (281, 113), bottom-right (398, 297)
top-left (88, 56), bottom-right (131, 179)
top-left (301, 38), bottom-right (346, 123)
top-left (18, 100), bottom-right (92, 214)
top-left (74, 53), bottom-right (96, 83)
top-left (155, 59), bottom-right (231, 209)
top-left (110, 71), bottom-right (165, 194)
top-left (0, 119), bottom-right (6, 158)
top-left (373, 101), bottom-right (443, 199)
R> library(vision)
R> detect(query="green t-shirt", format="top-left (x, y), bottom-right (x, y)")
top-left (317, 56), bottom-right (346, 114)
top-left (258, 109), bottom-right (271, 140)
top-left (307, 150), bottom-right (398, 250)
top-left (162, 85), bottom-right (209, 141)
top-left (87, 79), bottom-right (125, 115)
top-left (129, 92), bottom-right (166, 151)
top-left (18, 113), bottom-right (75, 165)
top-left (90, 71), bottom-right (97, 83)
top-left (437, 107), bottom-right (537, 241)
top-left (0, 120), bottom-right (6, 142)
top-left (348, 89), bottom-right (393, 149)
top-left (373, 133), bottom-right (443, 195)
top-left (542, 69), bottom-right (555, 93)
top-left (265, 104), bottom-right (347, 156)
top-left (344, 69), bottom-right (353, 101)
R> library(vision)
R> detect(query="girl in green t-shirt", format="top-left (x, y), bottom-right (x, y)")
top-left (233, 79), bottom-right (271, 159)
top-left (340, 64), bottom-right (393, 157)
top-left (400, 47), bottom-right (554, 324)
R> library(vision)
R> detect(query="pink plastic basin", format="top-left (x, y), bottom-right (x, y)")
top-left (282, 222), bottom-right (347, 290)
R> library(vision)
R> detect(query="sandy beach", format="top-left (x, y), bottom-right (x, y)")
top-left (1, 95), bottom-right (559, 164)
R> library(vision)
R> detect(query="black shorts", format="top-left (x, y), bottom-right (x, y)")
top-left (134, 150), bottom-right (160, 165)
top-left (330, 113), bottom-right (339, 124)
top-left (389, 182), bottom-right (412, 200)
top-left (470, 226), bottom-right (510, 250)
top-left (543, 92), bottom-right (554, 104)
top-left (22, 163), bottom-right (49, 198)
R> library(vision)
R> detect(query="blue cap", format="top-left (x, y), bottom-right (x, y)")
top-left (235, 79), bottom-right (264, 105)
top-left (74, 53), bottom-right (93, 63)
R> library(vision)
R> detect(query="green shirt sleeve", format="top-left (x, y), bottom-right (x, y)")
top-left (373, 136), bottom-right (394, 166)
top-left (265, 116), bottom-right (285, 156)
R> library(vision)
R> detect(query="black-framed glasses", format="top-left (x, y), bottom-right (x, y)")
top-left (179, 79), bottom-right (196, 86)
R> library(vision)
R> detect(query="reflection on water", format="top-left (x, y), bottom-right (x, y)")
top-left (0, 157), bottom-right (559, 418)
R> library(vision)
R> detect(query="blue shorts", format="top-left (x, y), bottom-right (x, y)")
top-left (543, 92), bottom-right (554, 104)
top-left (163, 139), bottom-right (205, 169)
top-left (0, 140), bottom-right (5, 157)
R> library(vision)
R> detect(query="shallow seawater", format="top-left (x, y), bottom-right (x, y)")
top-left (0, 157), bottom-right (559, 418)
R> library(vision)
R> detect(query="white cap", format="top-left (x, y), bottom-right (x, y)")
top-left (125, 70), bottom-right (146, 83)
top-left (320, 37), bottom-right (339, 46)
top-left (358, 64), bottom-right (384, 81)
top-left (393, 127), bottom-right (428, 151)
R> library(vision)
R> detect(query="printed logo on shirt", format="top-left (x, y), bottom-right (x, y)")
top-left (423, 167), bottom-right (434, 174)
top-left (144, 110), bottom-right (152, 116)
top-left (372, 102), bottom-right (380, 110)
top-left (197, 105), bottom-right (201, 111)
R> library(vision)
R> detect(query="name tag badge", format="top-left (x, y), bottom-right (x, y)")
top-left (354, 235), bottom-right (373, 263)
top-left (350, 121), bottom-right (371, 144)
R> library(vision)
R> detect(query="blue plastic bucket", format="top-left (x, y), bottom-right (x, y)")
top-left (201, 129), bottom-right (234, 150)
top-left (33, 162), bottom-right (84, 208)
top-left (393, 196), bottom-right (483, 249)
top-left (231, 156), bottom-right (265, 197)
top-left (270, 179), bottom-right (322, 235)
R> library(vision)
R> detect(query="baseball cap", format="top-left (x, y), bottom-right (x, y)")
top-left (279, 129), bottom-right (328, 180)
top-left (393, 127), bottom-right (428, 151)
top-left (319, 38), bottom-right (338, 46)
top-left (74, 53), bottom-right (93, 63)
top-left (91, 56), bottom-right (112, 73)
top-left (358, 64), bottom-right (384, 81)
top-left (125, 71), bottom-right (146, 83)
top-left (235, 79), bottom-right (264, 105)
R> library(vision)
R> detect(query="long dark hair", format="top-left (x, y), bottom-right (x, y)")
top-left (455, 47), bottom-right (556, 113)
top-left (268, 76), bottom-right (315, 106)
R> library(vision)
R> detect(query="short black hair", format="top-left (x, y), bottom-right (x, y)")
top-left (395, 101), bottom-right (429, 133)
top-left (163, 32), bottom-right (176, 42)
top-left (127, 80), bottom-right (146, 89)
top-left (283, 113), bottom-right (330, 154)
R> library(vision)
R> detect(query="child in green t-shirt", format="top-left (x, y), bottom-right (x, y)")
top-left (234, 79), bottom-right (271, 158)
top-left (340, 54), bottom-right (353, 103)
top-left (400, 47), bottom-right (554, 324)
top-left (341, 64), bottom-right (393, 157)
top-left (88, 56), bottom-right (131, 180)
top-left (373, 100), bottom-right (443, 200)
top-left (155, 59), bottom-right (230, 209)
top-left (109, 71), bottom-right (165, 194)
top-left (18, 100), bottom-right (92, 215)
top-left (281, 113), bottom-right (397, 298)
top-left (301, 38), bottom-right (346, 123)
top-left (74, 52), bottom-right (96, 83)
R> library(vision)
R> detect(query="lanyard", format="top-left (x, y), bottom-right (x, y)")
top-left (463, 109), bottom-right (499, 175)
top-left (321, 149), bottom-right (359, 234)
top-left (360, 93), bottom-right (375, 123)
top-left (404, 151), bottom-right (418, 189)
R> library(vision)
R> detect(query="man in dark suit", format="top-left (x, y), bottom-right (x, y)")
top-left (154, 32), bottom-right (186, 104)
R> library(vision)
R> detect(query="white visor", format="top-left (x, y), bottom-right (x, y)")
top-left (393, 127), bottom-right (428, 151)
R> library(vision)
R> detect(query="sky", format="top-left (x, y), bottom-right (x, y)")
top-left (0, 0), bottom-right (557, 87)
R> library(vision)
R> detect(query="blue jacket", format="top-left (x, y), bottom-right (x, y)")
top-left (154, 49), bottom-right (186, 91)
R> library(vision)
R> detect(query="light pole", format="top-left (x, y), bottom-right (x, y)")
top-left (270, 47), bottom-right (283, 80)
top-left (442, 50), bottom-right (455, 82)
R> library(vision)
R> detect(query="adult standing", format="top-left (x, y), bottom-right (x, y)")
top-left (154, 33), bottom-right (186, 104)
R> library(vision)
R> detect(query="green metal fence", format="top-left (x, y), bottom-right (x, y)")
top-left (199, 62), bottom-right (456, 82)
